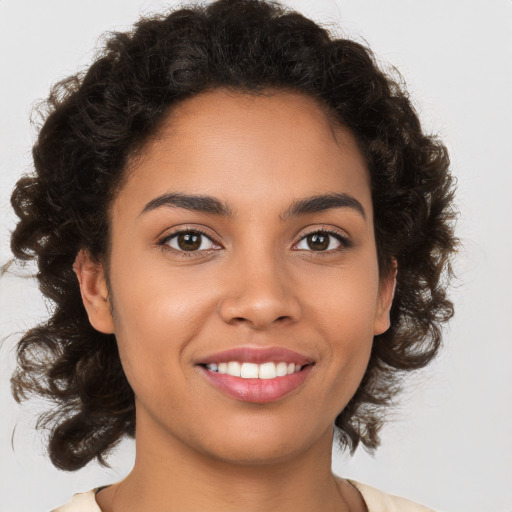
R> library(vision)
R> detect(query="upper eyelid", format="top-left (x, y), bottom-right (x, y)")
top-left (158, 226), bottom-right (221, 243)
top-left (294, 225), bottom-right (350, 242)
top-left (157, 229), bottom-right (223, 254)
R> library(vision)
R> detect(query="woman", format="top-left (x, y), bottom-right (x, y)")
top-left (9, 0), bottom-right (456, 510)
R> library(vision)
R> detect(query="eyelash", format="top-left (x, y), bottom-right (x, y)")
top-left (157, 228), bottom-right (219, 257)
top-left (157, 227), bottom-right (351, 255)
top-left (294, 229), bottom-right (351, 252)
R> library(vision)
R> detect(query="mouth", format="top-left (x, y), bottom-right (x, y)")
top-left (196, 346), bottom-right (314, 403)
top-left (200, 361), bottom-right (306, 379)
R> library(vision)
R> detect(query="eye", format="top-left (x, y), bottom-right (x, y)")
top-left (161, 230), bottom-right (220, 252)
top-left (294, 231), bottom-right (348, 252)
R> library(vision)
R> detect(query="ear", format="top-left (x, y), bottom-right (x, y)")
top-left (373, 259), bottom-right (397, 336)
top-left (73, 249), bottom-right (115, 334)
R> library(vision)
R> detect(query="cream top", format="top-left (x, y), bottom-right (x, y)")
top-left (51, 480), bottom-right (437, 511)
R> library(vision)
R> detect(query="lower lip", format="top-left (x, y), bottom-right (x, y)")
top-left (199, 365), bottom-right (312, 403)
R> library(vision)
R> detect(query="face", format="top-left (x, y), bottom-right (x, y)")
top-left (78, 89), bottom-right (395, 465)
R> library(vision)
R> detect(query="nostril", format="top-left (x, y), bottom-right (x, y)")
top-left (219, 293), bottom-right (302, 329)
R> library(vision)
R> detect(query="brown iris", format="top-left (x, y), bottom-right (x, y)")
top-left (306, 233), bottom-right (330, 251)
top-left (177, 232), bottom-right (202, 251)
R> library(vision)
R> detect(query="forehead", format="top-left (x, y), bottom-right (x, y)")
top-left (118, 89), bottom-right (372, 218)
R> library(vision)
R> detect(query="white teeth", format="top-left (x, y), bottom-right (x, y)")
top-left (206, 361), bottom-right (305, 379)
top-left (276, 362), bottom-right (288, 377)
top-left (240, 362), bottom-right (259, 378)
top-left (258, 362), bottom-right (277, 379)
top-left (227, 361), bottom-right (241, 377)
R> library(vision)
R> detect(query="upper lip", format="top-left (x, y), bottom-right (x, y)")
top-left (197, 346), bottom-right (313, 366)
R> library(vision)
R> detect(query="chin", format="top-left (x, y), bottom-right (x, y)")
top-left (188, 416), bottom-right (332, 467)
top-left (201, 438), bottom-right (308, 466)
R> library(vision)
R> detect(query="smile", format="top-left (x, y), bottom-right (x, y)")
top-left (197, 346), bottom-right (314, 403)
top-left (205, 361), bottom-right (303, 379)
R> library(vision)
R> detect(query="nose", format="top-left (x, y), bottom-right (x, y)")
top-left (219, 251), bottom-right (302, 330)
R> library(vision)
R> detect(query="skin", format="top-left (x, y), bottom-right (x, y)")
top-left (75, 89), bottom-right (396, 512)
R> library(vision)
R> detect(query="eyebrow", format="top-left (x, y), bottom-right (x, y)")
top-left (140, 191), bottom-right (366, 220)
top-left (140, 192), bottom-right (233, 217)
top-left (281, 193), bottom-right (366, 221)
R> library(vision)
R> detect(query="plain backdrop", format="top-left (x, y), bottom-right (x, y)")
top-left (1, 1), bottom-right (511, 511)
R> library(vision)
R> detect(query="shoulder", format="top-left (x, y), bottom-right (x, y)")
top-left (348, 480), bottom-right (438, 512)
top-left (50, 489), bottom-right (102, 512)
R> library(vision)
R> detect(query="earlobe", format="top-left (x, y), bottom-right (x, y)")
top-left (373, 259), bottom-right (397, 336)
top-left (73, 250), bottom-right (115, 334)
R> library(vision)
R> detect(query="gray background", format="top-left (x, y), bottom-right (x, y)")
top-left (1, 1), bottom-right (511, 511)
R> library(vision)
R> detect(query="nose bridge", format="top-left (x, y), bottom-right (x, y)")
top-left (219, 238), bottom-right (301, 329)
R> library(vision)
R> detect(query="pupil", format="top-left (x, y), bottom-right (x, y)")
top-left (178, 232), bottom-right (201, 251)
top-left (308, 233), bottom-right (329, 251)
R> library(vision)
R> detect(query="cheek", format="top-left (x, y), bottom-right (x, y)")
top-left (304, 257), bottom-right (379, 392)
top-left (307, 256), bottom-right (380, 340)
top-left (108, 262), bottom-right (216, 397)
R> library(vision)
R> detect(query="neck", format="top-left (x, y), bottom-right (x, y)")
top-left (98, 413), bottom-right (356, 512)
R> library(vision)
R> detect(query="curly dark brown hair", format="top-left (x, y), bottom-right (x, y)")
top-left (10, 0), bottom-right (457, 471)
